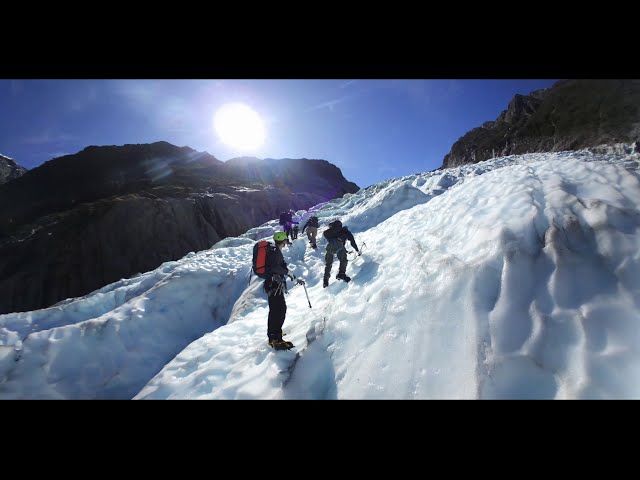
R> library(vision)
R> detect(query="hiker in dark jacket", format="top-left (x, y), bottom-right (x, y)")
top-left (285, 220), bottom-right (298, 242)
top-left (279, 211), bottom-right (292, 227)
top-left (322, 220), bottom-right (359, 288)
top-left (264, 231), bottom-right (305, 350)
top-left (301, 215), bottom-right (320, 249)
top-left (279, 211), bottom-right (296, 244)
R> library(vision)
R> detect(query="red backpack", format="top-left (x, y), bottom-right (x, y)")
top-left (252, 240), bottom-right (275, 279)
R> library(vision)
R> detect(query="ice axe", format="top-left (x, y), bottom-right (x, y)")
top-left (302, 282), bottom-right (312, 308)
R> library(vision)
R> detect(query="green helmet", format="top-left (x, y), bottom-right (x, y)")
top-left (273, 231), bottom-right (287, 242)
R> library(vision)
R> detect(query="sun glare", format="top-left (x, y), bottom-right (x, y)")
top-left (213, 103), bottom-right (266, 151)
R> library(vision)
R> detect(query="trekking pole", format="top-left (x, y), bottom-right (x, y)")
top-left (302, 283), bottom-right (312, 308)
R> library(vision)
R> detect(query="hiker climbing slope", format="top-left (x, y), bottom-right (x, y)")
top-left (279, 210), bottom-right (296, 244)
top-left (301, 215), bottom-right (319, 249)
top-left (261, 231), bottom-right (305, 350)
top-left (322, 220), bottom-right (359, 288)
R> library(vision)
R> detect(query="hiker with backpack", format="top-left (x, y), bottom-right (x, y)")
top-left (322, 220), bottom-right (359, 288)
top-left (279, 211), bottom-right (292, 227)
top-left (253, 231), bottom-right (305, 350)
top-left (301, 215), bottom-right (319, 249)
top-left (279, 210), bottom-right (296, 244)
top-left (285, 220), bottom-right (299, 242)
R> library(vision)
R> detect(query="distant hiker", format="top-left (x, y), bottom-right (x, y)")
top-left (301, 215), bottom-right (320, 249)
top-left (279, 211), bottom-right (292, 227)
top-left (322, 220), bottom-right (359, 288)
top-left (279, 211), bottom-right (295, 244)
top-left (292, 224), bottom-right (299, 240)
top-left (285, 220), bottom-right (299, 242)
top-left (263, 231), bottom-right (305, 350)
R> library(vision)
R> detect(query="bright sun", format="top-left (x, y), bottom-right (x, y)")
top-left (213, 103), bottom-right (266, 151)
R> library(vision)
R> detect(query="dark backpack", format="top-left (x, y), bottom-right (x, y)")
top-left (279, 211), bottom-right (292, 226)
top-left (323, 220), bottom-right (343, 240)
top-left (309, 216), bottom-right (319, 227)
top-left (252, 240), bottom-right (275, 278)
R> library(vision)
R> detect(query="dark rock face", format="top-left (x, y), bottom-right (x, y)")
top-left (442, 79), bottom-right (640, 169)
top-left (0, 142), bottom-right (359, 314)
top-left (0, 154), bottom-right (27, 184)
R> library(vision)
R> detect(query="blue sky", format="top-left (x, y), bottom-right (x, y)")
top-left (0, 79), bottom-right (556, 188)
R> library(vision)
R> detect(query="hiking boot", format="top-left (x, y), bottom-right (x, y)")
top-left (269, 339), bottom-right (294, 350)
top-left (323, 277), bottom-right (329, 288)
top-left (336, 273), bottom-right (351, 282)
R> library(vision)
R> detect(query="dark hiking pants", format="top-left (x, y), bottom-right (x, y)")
top-left (324, 240), bottom-right (347, 280)
top-left (267, 291), bottom-right (287, 341)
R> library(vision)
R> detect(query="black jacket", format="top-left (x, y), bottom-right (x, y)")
top-left (266, 246), bottom-right (289, 277)
top-left (301, 217), bottom-right (319, 232)
top-left (264, 245), bottom-right (290, 293)
top-left (323, 225), bottom-right (358, 252)
top-left (279, 212), bottom-right (293, 226)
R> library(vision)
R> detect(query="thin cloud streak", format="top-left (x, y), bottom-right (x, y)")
top-left (308, 95), bottom-right (354, 112)
top-left (46, 151), bottom-right (71, 159)
top-left (340, 80), bottom-right (357, 89)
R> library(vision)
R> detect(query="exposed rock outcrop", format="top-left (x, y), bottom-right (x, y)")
top-left (442, 79), bottom-right (640, 169)
top-left (0, 154), bottom-right (27, 184)
top-left (0, 142), bottom-right (359, 314)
